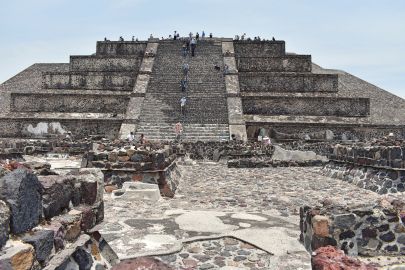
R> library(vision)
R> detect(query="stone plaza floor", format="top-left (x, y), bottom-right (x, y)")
top-left (101, 162), bottom-right (384, 269)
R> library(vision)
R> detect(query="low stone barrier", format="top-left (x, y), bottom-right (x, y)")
top-left (329, 143), bottom-right (405, 169)
top-left (300, 198), bottom-right (405, 257)
top-left (177, 141), bottom-right (274, 161)
top-left (0, 139), bottom-right (92, 156)
top-left (228, 157), bottom-right (326, 168)
top-left (322, 161), bottom-right (405, 194)
top-left (83, 143), bottom-right (179, 197)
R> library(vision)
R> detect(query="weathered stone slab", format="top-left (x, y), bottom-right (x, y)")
top-left (22, 230), bottom-right (54, 264)
top-left (0, 240), bottom-right (35, 270)
top-left (0, 200), bottom-right (10, 249)
top-left (0, 169), bottom-right (42, 234)
top-left (38, 175), bottom-right (75, 219)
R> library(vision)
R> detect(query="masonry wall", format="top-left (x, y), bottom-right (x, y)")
top-left (0, 119), bottom-right (122, 138)
top-left (11, 94), bottom-right (129, 114)
top-left (42, 72), bottom-right (136, 91)
top-left (322, 162), bottom-right (405, 194)
top-left (328, 144), bottom-right (405, 168)
top-left (96, 41), bottom-right (147, 56)
top-left (237, 56), bottom-right (312, 72)
top-left (233, 41), bottom-right (285, 57)
top-left (70, 56), bottom-right (143, 72)
top-left (242, 97), bottom-right (370, 117)
top-left (239, 73), bottom-right (338, 92)
top-left (246, 123), bottom-right (405, 141)
top-left (300, 201), bottom-right (405, 256)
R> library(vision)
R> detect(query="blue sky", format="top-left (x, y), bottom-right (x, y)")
top-left (1, 0), bottom-right (404, 98)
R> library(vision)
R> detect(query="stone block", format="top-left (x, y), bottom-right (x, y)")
top-left (333, 214), bottom-right (357, 229)
top-left (81, 180), bottom-right (98, 205)
top-left (22, 230), bottom-right (54, 264)
top-left (73, 168), bottom-right (104, 205)
top-left (0, 169), bottom-right (42, 234)
top-left (117, 155), bottom-right (130, 162)
top-left (77, 206), bottom-right (97, 232)
top-left (112, 182), bottom-right (161, 201)
top-left (43, 220), bottom-right (65, 252)
top-left (312, 215), bottom-right (330, 237)
top-left (95, 201), bottom-right (104, 224)
top-left (72, 248), bottom-right (93, 270)
top-left (108, 152), bottom-right (118, 162)
top-left (0, 240), bottom-right (35, 270)
top-left (38, 175), bottom-right (75, 219)
top-left (55, 210), bottom-right (82, 242)
top-left (0, 200), bottom-right (10, 249)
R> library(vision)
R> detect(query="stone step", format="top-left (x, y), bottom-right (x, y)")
top-left (135, 39), bottom-right (229, 141)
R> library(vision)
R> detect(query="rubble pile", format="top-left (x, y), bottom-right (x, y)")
top-left (0, 166), bottom-right (114, 269)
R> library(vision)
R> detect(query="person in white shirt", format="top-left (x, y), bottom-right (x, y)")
top-left (127, 132), bottom-right (135, 142)
top-left (190, 38), bottom-right (197, 56)
top-left (180, 97), bottom-right (187, 115)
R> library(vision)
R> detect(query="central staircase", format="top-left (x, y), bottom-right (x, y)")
top-left (136, 40), bottom-right (229, 141)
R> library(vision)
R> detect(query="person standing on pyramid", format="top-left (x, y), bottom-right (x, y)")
top-left (190, 37), bottom-right (197, 57)
top-left (180, 97), bottom-right (187, 115)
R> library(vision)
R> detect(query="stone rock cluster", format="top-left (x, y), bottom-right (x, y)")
top-left (84, 144), bottom-right (176, 172)
top-left (0, 166), bottom-right (107, 269)
top-left (300, 197), bottom-right (405, 258)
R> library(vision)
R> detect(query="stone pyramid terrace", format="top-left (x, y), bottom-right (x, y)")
top-left (1, 36), bottom-right (404, 141)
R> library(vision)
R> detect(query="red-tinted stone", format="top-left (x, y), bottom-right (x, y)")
top-left (81, 180), bottom-right (97, 205)
top-left (77, 206), bottom-right (96, 231)
top-left (312, 246), bottom-right (378, 270)
top-left (111, 257), bottom-right (173, 270)
top-left (104, 185), bottom-right (118, 193)
top-left (132, 174), bottom-right (143, 182)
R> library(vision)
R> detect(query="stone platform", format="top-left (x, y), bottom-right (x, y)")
top-left (100, 162), bottom-right (401, 269)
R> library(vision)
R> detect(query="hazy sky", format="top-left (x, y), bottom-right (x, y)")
top-left (1, 0), bottom-right (404, 98)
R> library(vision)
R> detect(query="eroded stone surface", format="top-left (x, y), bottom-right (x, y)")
top-left (101, 162), bottom-right (386, 268)
top-left (0, 169), bottom-right (42, 234)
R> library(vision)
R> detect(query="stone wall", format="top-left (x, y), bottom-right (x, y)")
top-left (233, 41), bottom-right (285, 57)
top-left (242, 97), bottom-right (370, 117)
top-left (237, 56), bottom-right (312, 72)
top-left (0, 119), bottom-right (122, 139)
top-left (82, 143), bottom-right (178, 197)
top-left (246, 124), bottom-right (405, 141)
top-left (177, 141), bottom-right (274, 160)
top-left (0, 139), bottom-right (91, 156)
top-left (70, 56), bottom-right (143, 72)
top-left (328, 143), bottom-right (405, 168)
top-left (322, 162), bottom-right (405, 194)
top-left (300, 198), bottom-right (405, 256)
top-left (96, 41), bottom-right (147, 56)
top-left (239, 73), bottom-right (338, 92)
top-left (42, 72), bottom-right (136, 91)
top-left (11, 93), bottom-right (129, 113)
